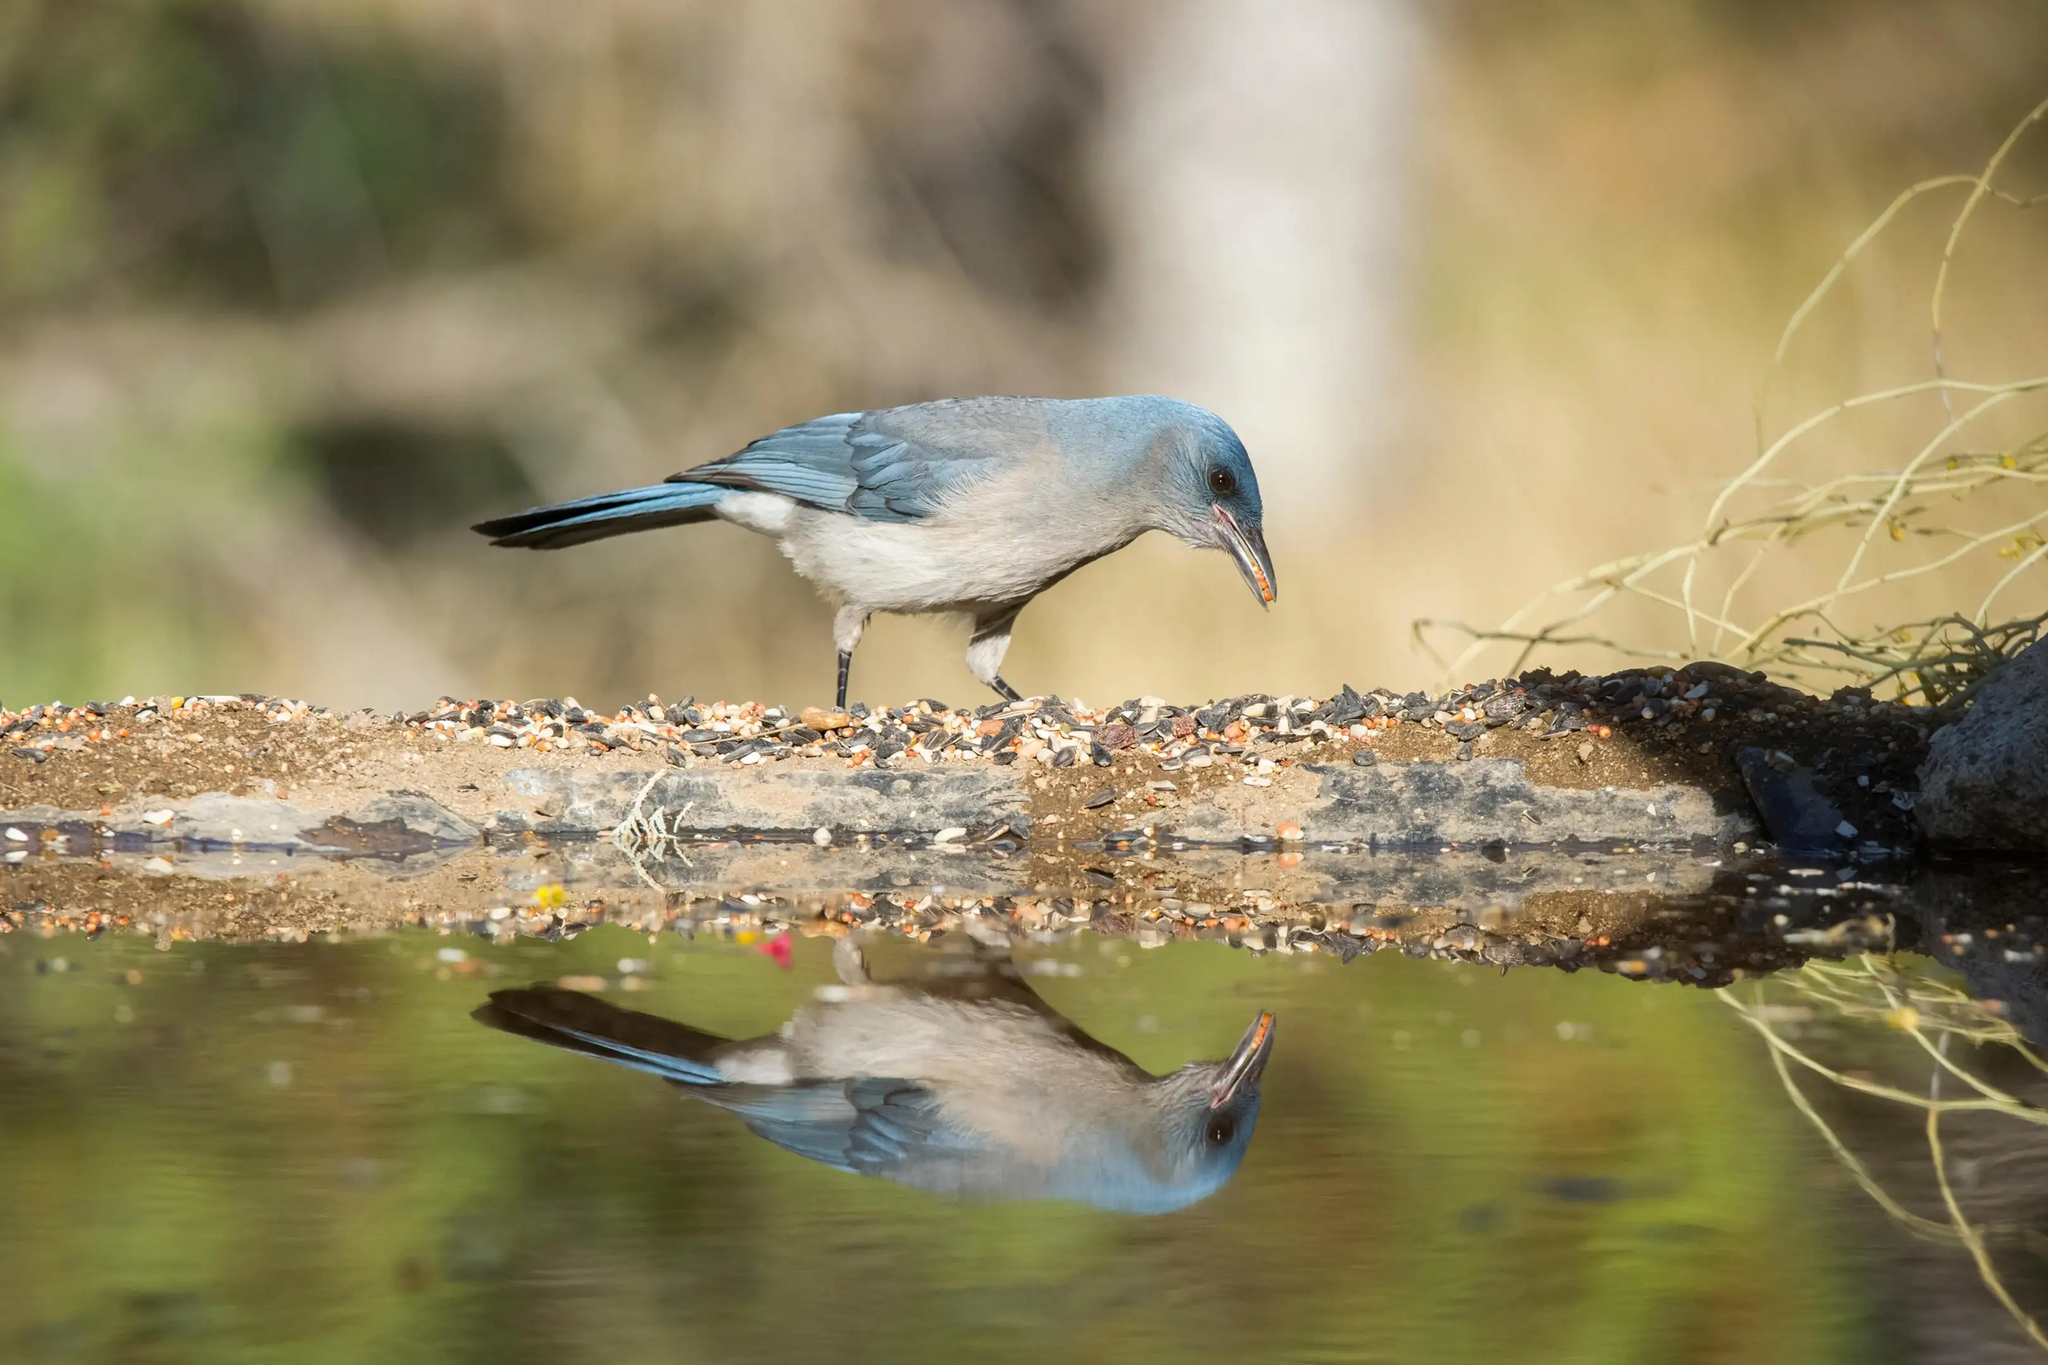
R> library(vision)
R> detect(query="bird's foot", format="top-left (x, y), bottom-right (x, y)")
top-left (988, 675), bottom-right (1022, 703)
top-left (832, 937), bottom-right (871, 987)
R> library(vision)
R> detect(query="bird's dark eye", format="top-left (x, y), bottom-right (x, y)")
top-left (1207, 1118), bottom-right (1235, 1145)
top-left (1208, 467), bottom-right (1236, 497)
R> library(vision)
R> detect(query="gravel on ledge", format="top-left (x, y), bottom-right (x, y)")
top-left (1, 663), bottom-right (1935, 849)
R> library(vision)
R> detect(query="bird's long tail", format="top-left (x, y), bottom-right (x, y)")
top-left (472, 482), bottom-right (725, 549)
top-left (474, 987), bottom-right (730, 1085)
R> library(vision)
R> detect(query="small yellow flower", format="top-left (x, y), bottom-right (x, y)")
top-left (1884, 1006), bottom-right (1920, 1031)
top-left (533, 884), bottom-right (568, 910)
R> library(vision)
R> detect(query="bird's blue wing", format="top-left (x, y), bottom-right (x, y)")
top-left (669, 402), bottom-right (1025, 524)
top-left (708, 1077), bottom-right (974, 1174)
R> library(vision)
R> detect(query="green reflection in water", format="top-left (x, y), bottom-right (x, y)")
top-left (0, 927), bottom-right (1872, 1364)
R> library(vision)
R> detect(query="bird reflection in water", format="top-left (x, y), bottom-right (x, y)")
top-left (476, 938), bottom-right (1273, 1214)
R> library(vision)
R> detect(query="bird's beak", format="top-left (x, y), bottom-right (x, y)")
top-left (1212, 505), bottom-right (1276, 606)
top-left (1209, 1011), bottom-right (1275, 1109)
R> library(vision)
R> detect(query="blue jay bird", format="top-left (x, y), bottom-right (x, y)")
top-left (473, 396), bottom-right (1276, 708)
top-left (474, 941), bottom-right (1274, 1214)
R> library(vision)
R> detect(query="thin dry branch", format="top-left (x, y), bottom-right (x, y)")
top-left (1421, 98), bottom-right (2048, 700)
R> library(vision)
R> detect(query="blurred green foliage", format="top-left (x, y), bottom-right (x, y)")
top-left (0, 929), bottom-right (1875, 1364)
top-left (0, 0), bottom-right (507, 312)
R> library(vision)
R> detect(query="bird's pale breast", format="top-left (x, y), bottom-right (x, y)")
top-left (777, 475), bottom-right (1145, 614)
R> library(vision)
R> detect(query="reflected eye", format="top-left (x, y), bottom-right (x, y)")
top-left (1208, 467), bottom-right (1236, 497)
top-left (1207, 1118), bottom-right (1235, 1145)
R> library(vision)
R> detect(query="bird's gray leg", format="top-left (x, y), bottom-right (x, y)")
top-left (968, 606), bottom-right (1024, 703)
top-left (833, 606), bottom-right (868, 711)
top-left (832, 936), bottom-right (871, 986)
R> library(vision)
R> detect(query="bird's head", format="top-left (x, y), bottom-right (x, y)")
top-left (1149, 404), bottom-right (1277, 608)
top-left (1105, 1009), bottom-right (1274, 1213)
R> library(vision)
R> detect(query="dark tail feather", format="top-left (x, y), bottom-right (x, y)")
top-left (473, 986), bottom-right (730, 1085)
top-left (472, 482), bottom-right (724, 549)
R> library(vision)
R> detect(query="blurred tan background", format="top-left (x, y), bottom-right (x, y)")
top-left (3, 0), bottom-right (2046, 712)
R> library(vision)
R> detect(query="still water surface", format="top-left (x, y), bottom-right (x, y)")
top-left (5, 900), bottom-right (2046, 1363)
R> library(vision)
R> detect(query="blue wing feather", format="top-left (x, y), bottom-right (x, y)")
top-left (672, 406), bottom-right (1012, 524)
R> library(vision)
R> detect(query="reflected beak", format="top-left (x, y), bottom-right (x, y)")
top-left (1209, 1011), bottom-right (1275, 1109)
top-left (1212, 505), bottom-right (1277, 606)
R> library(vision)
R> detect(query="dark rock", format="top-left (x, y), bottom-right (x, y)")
top-left (1096, 720), bottom-right (1137, 750)
top-left (1736, 747), bottom-right (1853, 857)
top-left (1918, 642), bottom-right (2048, 851)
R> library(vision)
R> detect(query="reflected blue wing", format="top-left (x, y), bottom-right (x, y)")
top-left (707, 1077), bottom-right (976, 1174)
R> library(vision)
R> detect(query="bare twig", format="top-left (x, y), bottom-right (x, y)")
top-left (1425, 100), bottom-right (2048, 699)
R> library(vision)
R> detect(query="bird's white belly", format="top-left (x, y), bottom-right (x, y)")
top-left (777, 504), bottom-right (1127, 614)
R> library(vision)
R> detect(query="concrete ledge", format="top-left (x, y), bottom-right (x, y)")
top-left (1165, 758), bottom-right (1753, 847)
top-left (0, 667), bottom-right (1946, 942)
top-left (505, 765), bottom-right (1027, 839)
